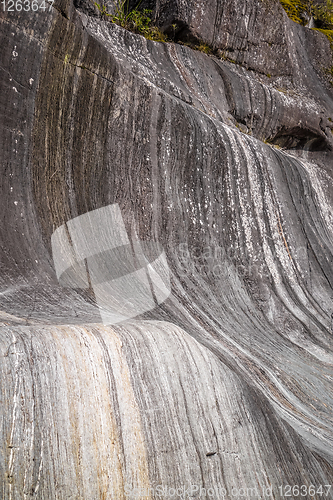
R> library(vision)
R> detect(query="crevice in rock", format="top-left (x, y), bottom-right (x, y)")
top-left (267, 126), bottom-right (331, 151)
top-left (73, 0), bottom-right (99, 17)
top-left (53, 3), bottom-right (70, 19)
top-left (165, 20), bottom-right (199, 45)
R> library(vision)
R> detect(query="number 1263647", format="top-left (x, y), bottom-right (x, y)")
top-left (2, 0), bottom-right (54, 11)
top-left (279, 485), bottom-right (331, 497)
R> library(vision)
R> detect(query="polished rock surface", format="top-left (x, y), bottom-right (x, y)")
top-left (1, 0), bottom-right (333, 498)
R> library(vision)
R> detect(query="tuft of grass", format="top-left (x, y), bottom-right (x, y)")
top-left (178, 40), bottom-right (216, 55)
top-left (94, 2), bottom-right (111, 17)
top-left (102, 2), bottom-right (167, 42)
top-left (143, 26), bottom-right (168, 42)
top-left (195, 42), bottom-right (213, 54)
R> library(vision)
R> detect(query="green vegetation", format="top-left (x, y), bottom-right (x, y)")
top-left (280, 0), bottom-right (312, 25)
top-left (178, 40), bottom-right (215, 55)
top-left (94, 2), bottom-right (110, 17)
top-left (112, 5), bottom-right (166, 40)
top-left (194, 42), bottom-right (213, 54)
top-left (280, 0), bottom-right (333, 29)
top-left (93, 0), bottom-right (219, 53)
top-left (94, 1), bottom-right (167, 42)
top-left (312, 0), bottom-right (333, 28)
top-left (92, 0), bottom-right (248, 64)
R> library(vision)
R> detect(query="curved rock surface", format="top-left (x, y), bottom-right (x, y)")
top-left (1, 0), bottom-right (333, 498)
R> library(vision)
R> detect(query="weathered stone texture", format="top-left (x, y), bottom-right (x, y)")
top-left (1, 0), bottom-right (333, 498)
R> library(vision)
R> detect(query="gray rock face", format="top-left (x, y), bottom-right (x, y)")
top-left (153, 0), bottom-right (333, 81)
top-left (1, 0), bottom-right (333, 498)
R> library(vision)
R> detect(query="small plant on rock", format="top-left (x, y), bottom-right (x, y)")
top-left (95, 2), bottom-right (111, 17)
top-left (107, 1), bottom-right (167, 42)
top-left (111, 0), bottom-right (134, 26)
top-left (196, 42), bottom-right (213, 54)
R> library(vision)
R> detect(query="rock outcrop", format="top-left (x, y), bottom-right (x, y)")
top-left (1, 0), bottom-right (333, 498)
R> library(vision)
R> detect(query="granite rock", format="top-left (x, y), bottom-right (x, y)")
top-left (1, 0), bottom-right (333, 498)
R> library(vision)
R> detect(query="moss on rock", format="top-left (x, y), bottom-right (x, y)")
top-left (279, 0), bottom-right (311, 25)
